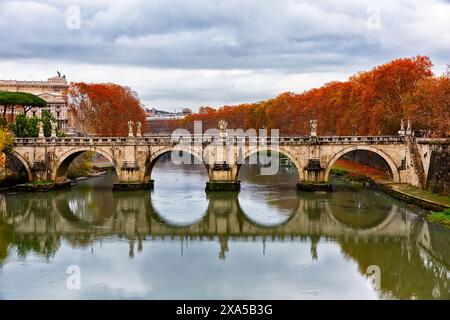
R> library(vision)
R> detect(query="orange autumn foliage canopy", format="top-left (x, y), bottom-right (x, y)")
top-left (182, 56), bottom-right (449, 137)
top-left (67, 82), bottom-right (147, 136)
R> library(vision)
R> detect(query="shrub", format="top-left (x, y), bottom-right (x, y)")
top-left (427, 208), bottom-right (450, 227)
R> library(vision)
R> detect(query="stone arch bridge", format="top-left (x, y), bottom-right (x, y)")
top-left (12, 132), bottom-right (430, 191)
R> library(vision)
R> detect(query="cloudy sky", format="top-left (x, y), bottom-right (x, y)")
top-left (0, 0), bottom-right (449, 112)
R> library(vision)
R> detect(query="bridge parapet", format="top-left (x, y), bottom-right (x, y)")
top-left (13, 135), bottom-right (405, 146)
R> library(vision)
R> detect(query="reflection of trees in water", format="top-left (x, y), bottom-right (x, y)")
top-left (339, 223), bottom-right (449, 299)
top-left (0, 230), bottom-right (60, 262)
top-left (14, 234), bottom-right (60, 260)
top-left (0, 225), bottom-right (13, 262)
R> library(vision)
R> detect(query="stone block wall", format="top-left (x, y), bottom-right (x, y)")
top-left (426, 144), bottom-right (450, 195)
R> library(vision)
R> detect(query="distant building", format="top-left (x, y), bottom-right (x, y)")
top-left (0, 74), bottom-right (71, 131)
top-left (146, 107), bottom-right (192, 121)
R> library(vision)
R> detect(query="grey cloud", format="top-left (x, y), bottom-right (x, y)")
top-left (1, 0), bottom-right (448, 71)
top-left (0, 0), bottom-right (449, 110)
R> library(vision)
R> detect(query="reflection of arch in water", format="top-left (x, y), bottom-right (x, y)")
top-left (324, 201), bottom-right (400, 236)
top-left (236, 193), bottom-right (300, 228)
top-left (236, 147), bottom-right (300, 182)
top-left (148, 191), bottom-right (209, 228)
top-left (324, 146), bottom-right (400, 182)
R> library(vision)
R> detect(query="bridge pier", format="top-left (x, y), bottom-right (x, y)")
top-left (205, 163), bottom-right (241, 192)
top-left (31, 161), bottom-right (51, 181)
top-left (297, 158), bottom-right (332, 191)
top-left (112, 180), bottom-right (154, 191)
top-left (205, 181), bottom-right (241, 192)
top-left (297, 181), bottom-right (332, 192)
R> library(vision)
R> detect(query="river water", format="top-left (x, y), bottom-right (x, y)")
top-left (0, 157), bottom-right (449, 299)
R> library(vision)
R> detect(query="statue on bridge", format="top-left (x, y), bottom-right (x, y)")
top-left (128, 120), bottom-right (134, 137)
top-left (310, 119), bottom-right (317, 137)
top-left (399, 119), bottom-right (412, 136)
top-left (218, 120), bottom-right (228, 138)
top-left (51, 120), bottom-right (57, 138)
top-left (38, 121), bottom-right (44, 138)
top-left (136, 122), bottom-right (142, 137)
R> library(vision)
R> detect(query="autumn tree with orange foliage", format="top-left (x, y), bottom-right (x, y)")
top-left (181, 56), bottom-right (448, 137)
top-left (67, 83), bottom-right (147, 136)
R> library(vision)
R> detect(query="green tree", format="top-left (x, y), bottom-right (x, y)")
top-left (41, 110), bottom-right (54, 137)
top-left (10, 114), bottom-right (38, 138)
top-left (0, 91), bottom-right (47, 119)
top-left (11, 110), bottom-right (59, 138)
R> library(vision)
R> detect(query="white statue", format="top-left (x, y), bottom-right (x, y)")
top-left (136, 121), bottom-right (142, 137)
top-left (128, 120), bottom-right (134, 137)
top-left (218, 120), bottom-right (228, 131)
top-left (407, 119), bottom-right (412, 132)
top-left (310, 119), bottom-right (317, 136)
top-left (400, 119), bottom-right (404, 131)
top-left (51, 120), bottom-right (57, 138)
top-left (218, 120), bottom-right (228, 138)
top-left (38, 121), bottom-right (44, 138)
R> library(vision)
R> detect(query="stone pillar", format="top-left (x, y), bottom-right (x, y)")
top-left (31, 160), bottom-right (50, 181)
top-left (113, 121), bottom-right (152, 191)
top-left (298, 120), bottom-right (331, 191)
top-left (206, 163), bottom-right (240, 191)
top-left (297, 158), bottom-right (331, 191)
top-left (205, 120), bottom-right (240, 191)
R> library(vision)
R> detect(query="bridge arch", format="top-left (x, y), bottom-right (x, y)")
top-left (144, 146), bottom-right (206, 182)
top-left (235, 146), bottom-right (301, 181)
top-left (52, 147), bottom-right (118, 182)
top-left (324, 146), bottom-right (400, 182)
top-left (10, 151), bottom-right (33, 181)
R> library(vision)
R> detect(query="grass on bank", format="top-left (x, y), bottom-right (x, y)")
top-left (427, 208), bottom-right (450, 227)
top-left (394, 184), bottom-right (450, 207)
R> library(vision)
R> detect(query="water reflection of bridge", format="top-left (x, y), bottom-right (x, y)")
top-left (1, 190), bottom-right (449, 299)
top-left (2, 191), bottom-right (412, 236)
top-left (0, 190), bottom-right (419, 256)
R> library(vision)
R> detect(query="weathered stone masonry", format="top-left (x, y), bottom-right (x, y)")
top-left (11, 133), bottom-right (432, 191)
